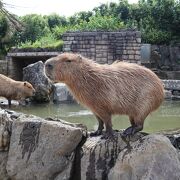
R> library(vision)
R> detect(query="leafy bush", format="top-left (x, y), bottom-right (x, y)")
top-left (142, 28), bottom-right (172, 44)
top-left (51, 14), bottom-right (125, 39)
top-left (73, 14), bottom-right (125, 31)
top-left (17, 35), bottom-right (63, 51)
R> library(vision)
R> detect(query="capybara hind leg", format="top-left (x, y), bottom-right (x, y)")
top-left (122, 121), bottom-right (143, 137)
top-left (90, 116), bottom-right (104, 136)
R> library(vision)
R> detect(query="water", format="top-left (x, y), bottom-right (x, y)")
top-left (10, 100), bottom-right (180, 133)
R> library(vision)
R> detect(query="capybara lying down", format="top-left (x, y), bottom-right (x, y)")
top-left (45, 53), bottom-right (164, 138)
top-left (0, 74), bottom-right (35, 106)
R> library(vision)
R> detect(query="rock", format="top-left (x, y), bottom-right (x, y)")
top-left (6, 114), bottom-right (85, 180)
top-left (0, 97), bottom-right (19, 107)
top-left (162, 80), bottom-right (180, 91)
top-left (0, 109), bottom-right (12, 151)
top-left (53, 83), bottom-right (75, 103)
top-left (164, 90), bottom-right (172, 99)
top-left (80, 132), bottom-right (143, 180)
top-left (0, 152), bottom-right (9, 180)
top-left (0, 107), bottom-right (180, 180)
top-left (108, 134), bottom-right (180, 180)
top-left (23, 61), bottom-right (53, 103)
top-left (81, 133), bottom-right (180, 180)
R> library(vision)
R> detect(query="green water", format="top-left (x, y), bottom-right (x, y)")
top-left (10, 100), bottom-right (180, 133)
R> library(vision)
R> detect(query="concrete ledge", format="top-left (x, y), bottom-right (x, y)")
top-left (7, 52), bottom-right (60, 57)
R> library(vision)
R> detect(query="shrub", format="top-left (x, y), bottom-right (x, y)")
top-left (142, 28), bottom-right (172, 44)
top-left (17, 35), bottom-right (63, 51)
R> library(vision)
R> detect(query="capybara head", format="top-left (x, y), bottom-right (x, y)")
top-left (45, 53), bottom-right (85, 83)
top-left (22, 81), bottom-right (36, 97)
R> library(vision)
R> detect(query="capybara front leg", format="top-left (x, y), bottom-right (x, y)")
top-left (90, 116), bottom-right (104, 136)
top-left (101, 119), bottom-right (114, 139)
top-left (8, 99), bottom-right (11, 107)
top-left (122, 123), bottom-right (143, 137)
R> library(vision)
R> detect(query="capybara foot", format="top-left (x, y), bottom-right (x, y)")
top-left (90, 129), bottom-right (103, 137)
top-left (122, 126), bottom-right (136, 137)
top-left (122, 124), bottom-right (143, 137)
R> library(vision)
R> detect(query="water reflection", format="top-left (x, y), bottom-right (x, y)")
top-left (11, 100), bottom-right (180, 133)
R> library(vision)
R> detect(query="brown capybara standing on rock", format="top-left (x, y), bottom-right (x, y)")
top-left (45, 53), bottom-right (164, 138)
top-left (0, 74), bottom-right (35, 106)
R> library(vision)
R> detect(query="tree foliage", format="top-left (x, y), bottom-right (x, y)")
top-left (0, 0), bottom-right (179, 54)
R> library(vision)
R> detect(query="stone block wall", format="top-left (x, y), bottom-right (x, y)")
top-left (0, 60), bottom-right (8, 75)
top-left (62, 30), bottom-right (141, 64)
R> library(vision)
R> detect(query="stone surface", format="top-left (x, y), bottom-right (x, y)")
top-left (0, 107), bottom-right (180, 180)
top-left (0, 109), bottom-right (12, 151)
top-left (108, 134), bottom-right (180, 180)
top-left (63, 30), bottom-right (141, 64)
top-left (23, 61), bottom-right (53, 103)
top-left (0, 152), bottom-right (9, 180)
top-left (6, 114), bottom-right (85, 180)
top-left (81, 133), bottom-right (180, 180)
top-left (162, 80), bottom-right (180, 91)
top-left (53, 83), bottom-right (75, 103)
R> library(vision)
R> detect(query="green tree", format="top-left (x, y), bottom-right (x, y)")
top-left (17, 14), bottom-right (50, 43)
top-left (45, 13), bottom-right (68, 29)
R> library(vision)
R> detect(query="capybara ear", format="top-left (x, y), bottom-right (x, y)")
top-left (24, 82), bottom-right (27, 86)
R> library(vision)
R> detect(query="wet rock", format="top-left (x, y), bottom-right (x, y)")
top-left (0, 152), bottom-right (9, 180)
top-left (81, 133), bottom-right (180, 180)
top-left (108, 134), bottom-right (180, 180)
top-left (0, 97), bottom-right (19, 107)
top-left (0, 109), bottom-right (12, 151)
top-left (53, 83), bottom-right (75, 103)
top-left (81, 132), bottom-right (143, 180)
top-left (0, 109), bottom-right (13, 180)
top-left (6, 114), bottom-right (85, 180)
top-left (23, 61), bottom-right (53, 103)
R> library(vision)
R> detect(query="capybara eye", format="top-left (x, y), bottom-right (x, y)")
top-left (66, 60), bottom-right (72, 63)
top-left (46, 64), bottom-right (53, 70)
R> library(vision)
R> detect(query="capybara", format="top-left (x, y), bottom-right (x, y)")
top-left (0, 74), bottom-right (35, 106)
top-left (45, 53), bottom-right (164, 138)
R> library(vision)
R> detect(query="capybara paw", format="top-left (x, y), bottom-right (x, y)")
top-left (122, 126), bottom-right (135, 137)
top-left (90, 130), bottom-right (102, 137)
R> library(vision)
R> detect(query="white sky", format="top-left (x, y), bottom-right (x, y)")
top-left (3, 0), bottom-right (138, 17)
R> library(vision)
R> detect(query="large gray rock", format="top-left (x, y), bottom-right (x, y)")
top-left (6, 114), bottom-right (85, 180)
top-left (53, 83), bottom-right (75, 103)
top-left (109, 134), bottom-right (180, 180)
top-left (0, 109), bottom-right (13, 180)
top-left (81, 133), bottom-right (180, 180)
top-left (0, 107), bottom-right (180, 180)
top-left (0, 109), bottom-right (12, 151)
top-left (0, 152), bottom-right (9, 180)
top-left (23, 61), bottom-right (53, 103)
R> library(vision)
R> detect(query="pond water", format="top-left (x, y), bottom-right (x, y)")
top-left (10, 100), bottom-right (180, 133)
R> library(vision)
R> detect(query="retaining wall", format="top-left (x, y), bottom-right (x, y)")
top-left (62, 30), bottom-right (141, 64)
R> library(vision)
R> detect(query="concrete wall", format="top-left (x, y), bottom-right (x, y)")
top-left (63, 30), bottom-right (141, 64)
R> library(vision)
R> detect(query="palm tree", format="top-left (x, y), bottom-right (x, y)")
top-left (0, 0), bottom-right (22, 31)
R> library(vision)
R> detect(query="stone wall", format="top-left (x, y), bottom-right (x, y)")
top-left (62, 30), bottom-right (141, 64)
top-left (0, 60), bottom-right (8, 76)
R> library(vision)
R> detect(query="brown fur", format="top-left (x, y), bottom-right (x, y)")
top-left (45, 53), bottom-right (164, 136)
top-left (0, 74), bottom-right (35, 106)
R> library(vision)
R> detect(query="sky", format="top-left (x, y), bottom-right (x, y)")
top-left (3, 0), bottom-right (138, 17)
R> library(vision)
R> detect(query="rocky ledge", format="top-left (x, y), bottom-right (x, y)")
top-left (0, 108), bottom-right (180, 180)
